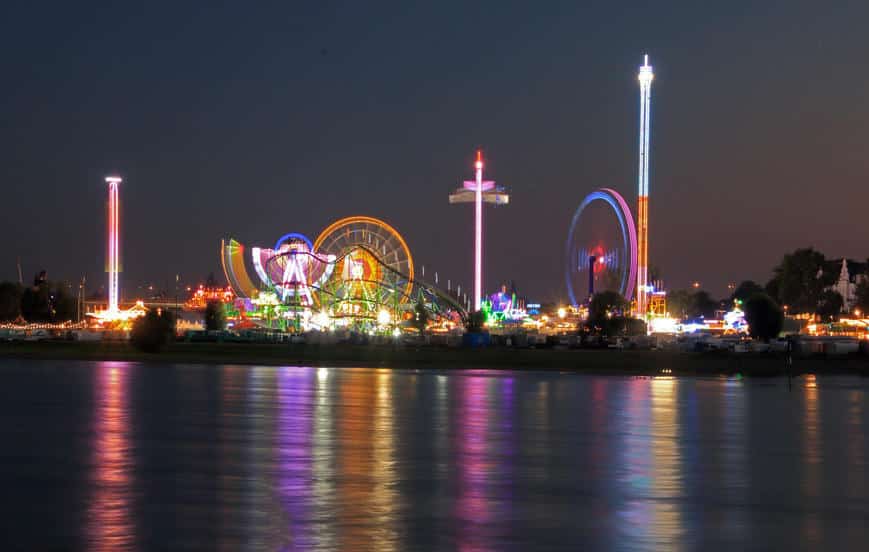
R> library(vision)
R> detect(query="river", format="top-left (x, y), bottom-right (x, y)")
top-left (0, 359), bottom-right (867, 550)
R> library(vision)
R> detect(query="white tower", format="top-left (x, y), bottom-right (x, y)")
top-left (637, 55), bottom-right (653, 316)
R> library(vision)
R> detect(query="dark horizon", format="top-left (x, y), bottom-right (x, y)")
top-left (3, 1), bottom-right (867, 302)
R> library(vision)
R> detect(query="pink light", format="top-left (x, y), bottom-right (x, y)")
top-left (463, 180), bottom-right (495, 191)
top-left (475, 151), bottom-right (483, 311)
top-left (105, 176), bottom-right (121, 313)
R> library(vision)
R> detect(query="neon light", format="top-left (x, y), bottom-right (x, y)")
top-left (637, 54), bottom-right (653, 316)
top-left (448, 152), bottom-right (510, 311)
top-left (475, 150), bottom-right (483, 311)
top-left (313, 215), bottom-right (414, 301)
top-left (221, 239), bottom-right (259, 298)
top-left (251, 247), bottom-right (272, 287)
top-left (105, 176), bottom-right (121, 312)
top-left (274, 232), bottom-right (313, 252)
top-left (565, 188), bottom-right (638, 305)
top-left (463, 180), bottom-right (495, 191)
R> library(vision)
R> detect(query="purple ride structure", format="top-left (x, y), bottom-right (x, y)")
top-left (221, 216), bottom-right (466, 331)
top-left (564, 188), bottom-right (638, 306)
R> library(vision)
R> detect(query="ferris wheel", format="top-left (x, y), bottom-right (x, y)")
top-left (565, 188), bottom-right (637, 305)
top-left (313, 216), bottom-right (415, 303)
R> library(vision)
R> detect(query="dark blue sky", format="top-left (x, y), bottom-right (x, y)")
top-left (2, 1), bottom-right (867, 301)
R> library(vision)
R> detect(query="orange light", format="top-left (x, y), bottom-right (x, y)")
top-left (313, 215), bottom-right (415, 301)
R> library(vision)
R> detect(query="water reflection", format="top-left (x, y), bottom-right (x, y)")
top-left (618, 377), bottom-right (684, 549)
top-left (455, 375), bottom-right (493, 551)
top-left (801, 374), bottom-right (822, 544)
top-left (218, 365), bottom-right (245, 552)
top-left (276, 367), bottom-right (315, 549)
top-left (338, 369), bottom-right (399, 549)
top-left (28, 363), bottom-right (864, 550)
top-left (311, 366), bottom-right (336, 550)
top-left (87, 362), bottom-right (135, 551)
top-left (649, 377), bottom-right (683, 547)
top-left (846, 389), bottom-right (865, 498)
top-left (720, 377), bottom-right (747, 541)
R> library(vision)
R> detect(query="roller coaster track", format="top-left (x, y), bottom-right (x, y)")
top-left (265, 245), bottom-right (468, 323)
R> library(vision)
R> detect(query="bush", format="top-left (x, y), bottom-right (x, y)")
top-left (131, 310), bottom-right (176, 353)
top-left (744, 293), bottom-right (784, 342)
top-left (204, 300), bottom-right (226, 331)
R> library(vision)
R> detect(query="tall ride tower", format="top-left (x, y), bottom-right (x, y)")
top-left (449, 150), bottom-right (509, 311)
top-left (636, 55), bottom-right (653, 316)
top-left (105, 176), bottom-right (122, 313)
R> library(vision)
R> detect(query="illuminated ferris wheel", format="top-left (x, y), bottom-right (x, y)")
top-left (565, 188), bottom-right (637, 305)
top-left (313, 216), bottom-right (415, 306)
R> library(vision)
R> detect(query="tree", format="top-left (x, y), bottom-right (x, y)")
top-left (131, 309), bottom-right (176, 353)
top-left (588, 291), bottom-right (627, 325)
top-left (204, 300), bottom-right (226, 331)
top-left (855, 277), bottom-right (869, 313)
top-left (692, 291), bottom-right (718, 319)
top-left (0, 282), bottom-right (22, 322)
top-left (667, 289), bottom-right (693, 319)
top-left (605, 316), bottom-right (647, 337)
top-left (666, 289), bottom-right (717, 319)
top-left (744, 293), bottom-right (784, 341)
top-left (816, 290), bottom-right (843, 320)
top-left (412, 296), bottom-right (429, 335)
top-left (465, 310), bottom-right (486, 334)
top-left (730, 280), bottom-right (764, 304)
top-left (20, 284), bottom-right (50, 322)
top-left (52, 285), bottom-right (78, 322)
top-left (766, 248), bottom-right (829, 313)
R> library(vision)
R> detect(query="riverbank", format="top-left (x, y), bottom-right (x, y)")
top-left (2, 340), bottom-right (869, 376)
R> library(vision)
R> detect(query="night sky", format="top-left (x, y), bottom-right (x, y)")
top-left (2, 1), bottom-right (867, 302)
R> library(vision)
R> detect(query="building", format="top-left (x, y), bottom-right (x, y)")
top-left (825, 258), bottom-right (868, 312)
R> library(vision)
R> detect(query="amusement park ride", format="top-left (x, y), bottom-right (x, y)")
top-left (448, 150), bottom-right (509, 311)
top-left (564, 54), bottom-right (668, 324)
top-left (80, 54), bottom-right (693, 336)
top-left (87, 176), bottom-right (147, 326)
top-left (221, 216), bottom-right (466, 333)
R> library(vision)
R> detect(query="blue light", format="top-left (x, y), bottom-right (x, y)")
top-left (274, 232), bottom-right (313, 252)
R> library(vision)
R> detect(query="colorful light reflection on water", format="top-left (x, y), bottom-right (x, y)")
top-left (87, 362), bottom-right (135, 551)
top-left (2, 362), bottom-right (869, 550)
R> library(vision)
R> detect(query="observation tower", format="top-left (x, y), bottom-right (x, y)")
top-left (449, 151), bottom-right (509, 311)
top-left (636, 55), bottom-right (653, 316)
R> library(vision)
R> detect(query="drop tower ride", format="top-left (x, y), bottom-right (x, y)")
top-left (636, 55), bottom-right (653, 316)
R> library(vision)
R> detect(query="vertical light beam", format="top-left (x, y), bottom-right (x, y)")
top-left (474, 150), bottom-right (483, 311)
top-left (637, 55), bottom-right (653, 317)
top-left (105, 176), bottom-right (122, 313)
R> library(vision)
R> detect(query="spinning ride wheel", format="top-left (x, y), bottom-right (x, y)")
top-left (314, 216), bottom-right (414, 304)
top-left (565, 188), bottom-right (637, 305)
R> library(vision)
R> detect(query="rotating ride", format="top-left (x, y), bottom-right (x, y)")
top-left (313, 216), bottom-right (414, 321)
top-left (565, 188), bottom-right (638, 306)
top-left (221, 216), bottom-right (463, 332)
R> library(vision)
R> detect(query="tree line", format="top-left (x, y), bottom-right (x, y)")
top-left (667, 248), bottom-right (869, 321)
top-left (0, 275), bottom-right (78, 323)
